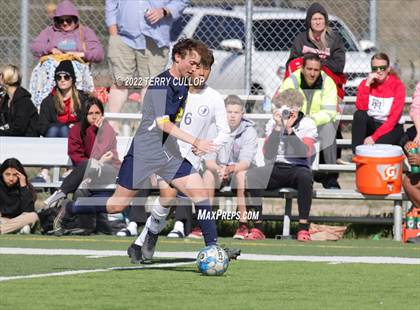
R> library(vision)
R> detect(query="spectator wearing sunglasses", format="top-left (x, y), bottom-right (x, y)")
top-left (31, 0), bottom-right (103, 63)
top-left (29, 0), bottom-right (103, 108)
top-left (351, 52), bottom-right (406, 153)
top-left (38, 60), bottom-right (89, 137)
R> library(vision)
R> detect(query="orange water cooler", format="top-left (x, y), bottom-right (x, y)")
top-left (352, 145), bottom-right (404, 195)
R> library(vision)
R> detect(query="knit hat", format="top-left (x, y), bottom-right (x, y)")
top-left (305, 2), bottom-right (329, 29)
top-left (55, 60), bottom-right (76, 82)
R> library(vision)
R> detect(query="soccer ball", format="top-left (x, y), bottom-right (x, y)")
top-left (196, 245), bottom-right (229, 276)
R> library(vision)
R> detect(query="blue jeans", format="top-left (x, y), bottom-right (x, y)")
top-left (46, 125), bottom-right (69, 137)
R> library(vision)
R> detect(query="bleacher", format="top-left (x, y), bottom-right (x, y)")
top-left (1, 96), bottom-right (413, 241)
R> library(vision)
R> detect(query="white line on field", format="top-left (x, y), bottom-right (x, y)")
top-left (0, 261), bottom-right (194, 282)
top-left (1, 247), bottom-right (419, 265)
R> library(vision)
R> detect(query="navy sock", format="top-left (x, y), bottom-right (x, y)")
top-left (195, 200), bottom-right (217, 246)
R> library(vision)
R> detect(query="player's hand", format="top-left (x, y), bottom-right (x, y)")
top-left (150, 174), bottom-right (158, 187)
top-left (15, 170), bottom-right (27, 187)
top-left (193, 139), bottom-right (217, 156)
top-left (366, 72), bottom-right (379, 87)
top-left (51, 48), bottom-right (62, 55)
top-left (94, 116), bottom-right (104, 128)
top-left (99, 151), bottom-right (113, 164)
top-left (363, 136), bottom-right (375, 145)
top-left (145, 8), bottom-right (165, 24)
top-left (413, 134), bottom-right (420, 147)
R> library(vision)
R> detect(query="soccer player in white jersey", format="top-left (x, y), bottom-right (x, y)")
top-left (131, 48), bottom-right (236, 262)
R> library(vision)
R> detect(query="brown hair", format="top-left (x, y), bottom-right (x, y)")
top-left (171, 38), bottom-right (209, 63)
top-left (371, 52), bottom-right (399, 78)
top-left (54, 84), bottom-right (80, 115)
top-left (200, 48), bottom-right (214, 68)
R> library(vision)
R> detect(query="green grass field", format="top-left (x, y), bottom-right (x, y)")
top-left (1, 235), bottom-right (419, 310)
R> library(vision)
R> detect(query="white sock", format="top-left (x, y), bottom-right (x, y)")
top-left (173, 221), bottom-right (184, 233)
top-left (134, 201), bottom-right (170, 246)
top-left (127, 221), bottom-right (138, 234)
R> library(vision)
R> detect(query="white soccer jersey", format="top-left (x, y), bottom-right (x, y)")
top-left (178, 85), bottom-right (231, 169)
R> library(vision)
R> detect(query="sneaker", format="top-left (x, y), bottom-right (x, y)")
top-left (52, 199), bottom-right (70, 231)
top-left (322, 179), bottom-right (341, 189)
top-left (127, 243), bottom-right (143, 264)
top-left (244, 227), bottom-right (266, 240)
top-left (141, 230), bottom-right (159, 261)
top-left (116, 222), bottom-right (138, 237)
top-left (297, 229), bottom-right (311, 242)
top-left (223, 247), bottom-right (241, 260)
top-left (233, 225), bottom-right (248, 239)
top-left (43, 190), bottom-right (66, 210)
top-left (187, 226), bottom-right (203, 239)
top-left (167, 229), bottom-right (185, 238)
top-left (18, 225), bottom-right (31, 235)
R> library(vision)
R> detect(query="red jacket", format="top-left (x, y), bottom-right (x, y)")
top-left (355, 74), bottom-right (406, 142)
top-left (68, 120), bottom-right (121, 169)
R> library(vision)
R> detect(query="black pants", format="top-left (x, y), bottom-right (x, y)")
top-left (246, 163), bottom-right (313, 221)
top-left (61, 160), bottom-right (118, 195)
top-left (351, 110), bottom-right (404, 153)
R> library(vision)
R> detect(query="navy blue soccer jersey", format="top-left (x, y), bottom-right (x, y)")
top-left (130, 70), bottom-right (188, 160)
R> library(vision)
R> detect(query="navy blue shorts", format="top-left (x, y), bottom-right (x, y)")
top-left (117, 152), bottom-right (196, 190)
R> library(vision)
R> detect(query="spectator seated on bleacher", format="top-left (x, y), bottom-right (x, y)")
top-left (245, 89), bottom-right (318, 242)
top-left (29, 0), bottom-right (104, 108)
top-left (0, 158), bottom-right (39, 234)
top-left (33, 60), bottom-right (90, 183)
top-left (0, 65), bottom-right (39, 137)
top-left (43, 97), bottom-right (120, 212)
top-left (351, 52), bottom-right (405, 153)
top-left (278, 53), bottom-right (340, 189)
top-left (203, 95), bottom-right (261, 240)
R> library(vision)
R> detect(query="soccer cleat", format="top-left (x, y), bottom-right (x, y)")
top-left (233, 225), bottom-right (248, 239)
top-left (244, 227), bottom-right (266, 240)
top-left (141, 230), bottom-right (159, 261)
top-left (297, 229), bottom-right (311, 242)
top-left (223, 247), bottom-right (241, 260)
top-left (127, 243), bottom-right (143, 264)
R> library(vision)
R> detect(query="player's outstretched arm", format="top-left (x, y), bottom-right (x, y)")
top-left (157, 120), bottom-right (217, 155)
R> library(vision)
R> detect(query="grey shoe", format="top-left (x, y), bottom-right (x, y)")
top-left (223, 247), bottom-right (241, 260)
top-left (141, 230), bottom-right (159, 261)
top-left (43, 190), bottom-right (66, 210)
top-left (127, 243), bottom-right (143, 264)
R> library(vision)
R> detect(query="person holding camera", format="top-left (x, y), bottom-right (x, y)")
top-left (351, 52), bottom-right (405, 152)
top-left (244, 89), bottom-right (318, 242)
top-left (0, 65), bottom-right (38, 137)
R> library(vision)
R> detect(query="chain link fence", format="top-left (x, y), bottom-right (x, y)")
top-left (1, 0), bottom-right (419, 100)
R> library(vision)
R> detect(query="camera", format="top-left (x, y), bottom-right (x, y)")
top-left (281, 108), bottom-right (291, 120)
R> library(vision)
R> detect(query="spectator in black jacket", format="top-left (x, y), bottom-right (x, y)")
top-left (287, 2), bottom-right (345, 75)
top-left (0, 158), bottom-right (38, 234)
top-left (0, 65), bottom-right (39, 137)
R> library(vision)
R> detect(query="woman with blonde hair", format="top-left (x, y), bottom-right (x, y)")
top-left (0, 65), bottom-right (38, 137)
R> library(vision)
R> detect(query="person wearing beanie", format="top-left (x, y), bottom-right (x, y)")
top-left (283, 2), bottom-right (346, 190)
top-left (34, 60), bottom-right (90, 183)
top-left (287, 2), bottom-right (345, 74)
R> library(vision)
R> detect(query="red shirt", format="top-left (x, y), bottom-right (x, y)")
top-left (355, 74), bottom-right (405, 141)
top-left (57, 97), bottom-right (78, 124)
